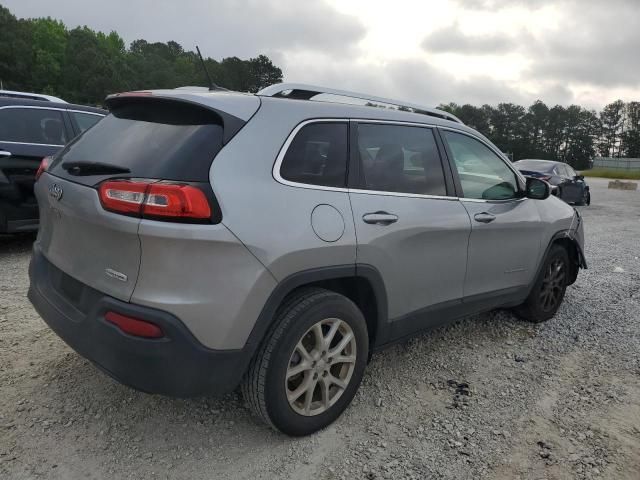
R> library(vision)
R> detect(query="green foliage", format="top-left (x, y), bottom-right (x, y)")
top-left (582, 168), bottom-right (640, 180)
top-left (0, 4), bottom-right (283, 105)
top-left (439, 99), bottom-right (640, 170)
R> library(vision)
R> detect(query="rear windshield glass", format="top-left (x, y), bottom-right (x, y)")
top-left (50, 100), bottom-right (224, 182)
top-left (515, 160), bottom-right (554, 172)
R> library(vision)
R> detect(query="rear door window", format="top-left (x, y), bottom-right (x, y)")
top-left (355, 123), bottom-right (447, 196)
top-left (280, 122), bottom-right (348, 188)
top-left (71, 111), bottom-right (103, 133)
top-left (0, 107), bottom-right (67, 145)
top-left (50, 101), bottom-right (224, 183)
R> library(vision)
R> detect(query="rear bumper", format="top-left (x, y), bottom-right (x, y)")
top-left (28, 247), bottom-right (252, 397)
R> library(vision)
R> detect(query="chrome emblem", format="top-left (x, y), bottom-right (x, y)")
top-left (105, 268), bottom-right (128, 282)
top-left (48, 183), bottom-right (63, 201)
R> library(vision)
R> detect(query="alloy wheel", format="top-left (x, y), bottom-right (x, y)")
top-left (539, 258), bottom-right (566, 312)
top-left (285, 318), bottom-right (357, 416)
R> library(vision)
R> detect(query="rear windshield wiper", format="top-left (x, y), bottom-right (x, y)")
top-left (61, 161), bottom-right (131, 176)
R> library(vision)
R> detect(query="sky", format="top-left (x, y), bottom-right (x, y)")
top-left (4, 0), bottom-right (640, 109)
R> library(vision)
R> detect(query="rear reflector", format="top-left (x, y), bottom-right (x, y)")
top-left (105, 311), bottom-right (164, 339)
top-left (98, 179), bottom-right (211, 221)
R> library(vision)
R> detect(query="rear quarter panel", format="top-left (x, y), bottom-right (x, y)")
top-left (209, 101), bottom-right (358, 281)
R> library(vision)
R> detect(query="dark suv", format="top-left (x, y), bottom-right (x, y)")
top-left (0, 98), bottom-right (105, 233)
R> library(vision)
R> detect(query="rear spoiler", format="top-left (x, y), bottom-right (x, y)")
top-left (105, 91), bottom-right (258, 144)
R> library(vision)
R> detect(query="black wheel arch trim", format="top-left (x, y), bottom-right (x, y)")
top-left (549, 229), bottom-right (587, 269)
top-left (244, 264), bottom-right (389, 356)
top-left (528, 229), bottom-right (587, 294)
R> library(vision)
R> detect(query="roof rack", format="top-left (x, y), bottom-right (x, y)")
top-left (257, 83), bottom-right (463, 124)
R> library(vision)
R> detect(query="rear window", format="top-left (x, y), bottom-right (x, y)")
top-left (71, 111), bottom-right (103, 133)
top-left (50, 101), bottom-right (224, 182)
top-left (280, 122), bottom-right (348, 188)
top-left (515, 160), bottom-right (554, 172)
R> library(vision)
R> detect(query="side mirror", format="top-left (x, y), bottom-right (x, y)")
top-left (575, 174), bottom-right (584, 181)
top-left (525, 177), bottom-right (550, 200)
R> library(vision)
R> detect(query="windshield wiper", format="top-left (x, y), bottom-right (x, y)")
top-left (61, 161), bottom-right (131, 176)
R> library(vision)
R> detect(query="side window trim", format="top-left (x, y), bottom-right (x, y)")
top-left (437, 126), bottom-right (526, 202)
top-left (0, 105), bottom-right (69, 147)
top-left (273, 118), bottom-right (483, 201)
top-left (273, 118), bottom-right (350, 192)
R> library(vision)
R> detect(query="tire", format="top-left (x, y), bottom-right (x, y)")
top-left (242, 288), bottom-right (369, 436)
top-left (514, 244), bottom-right (570, 323)
top-left (576, 189), bottom-right (590, 206)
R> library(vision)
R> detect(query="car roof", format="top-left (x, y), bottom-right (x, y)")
top-left (0, 97), bottom-right (106, 115)
top-left (106, 87), bottom-right (477, 133)
top-left (515, 159), bottom-right (560, 165)
top-left (0, 89), bottom-right (67, 103)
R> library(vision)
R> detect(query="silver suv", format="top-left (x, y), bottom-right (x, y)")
top-left (28, 84), bottom-right (586, 436)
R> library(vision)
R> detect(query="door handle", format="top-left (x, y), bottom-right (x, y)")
top-left (0, 150), bottom-right (11, 158)
top-left (362, 212), bottom-right (398, 225)
top-left (474, 212), bottom-right (496, 223)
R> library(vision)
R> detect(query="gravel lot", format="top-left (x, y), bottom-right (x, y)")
top-left (1, 177), bottom-right (639, 480)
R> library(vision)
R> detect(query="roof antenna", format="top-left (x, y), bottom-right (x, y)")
top-left (196, 45), bottom-right (226, 91)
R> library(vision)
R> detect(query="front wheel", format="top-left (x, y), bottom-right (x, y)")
top-left (514, 244), bottom-right (569, 323)
top-left (242, 288), bottom-right (369, 436)
top-left (576, 189), bottom-right (590, 206)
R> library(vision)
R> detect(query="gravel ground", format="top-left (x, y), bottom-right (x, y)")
top-left (1, 177), bottom-right (639, 480)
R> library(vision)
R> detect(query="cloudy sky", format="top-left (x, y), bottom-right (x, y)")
top-left (5, 0), bottom-right (640, 108)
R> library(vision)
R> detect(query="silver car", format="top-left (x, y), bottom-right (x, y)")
top-left (28, 83), bottom-right (586, 436)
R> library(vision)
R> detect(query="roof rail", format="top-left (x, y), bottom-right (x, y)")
top-left (257, 83), bottom-right (463, 124)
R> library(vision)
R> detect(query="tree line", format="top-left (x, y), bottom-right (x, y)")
top-left (2, 4), bottom-right (638, 169)
top-left (438, 100), bottom-right (640, 169)
top-left (0, 5), bottom-right (283, 106)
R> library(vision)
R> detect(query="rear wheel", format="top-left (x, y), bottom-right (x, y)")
top-left (242, 288), bottom-right (368, 436)
top-left (515, 244), bottom-right (569, 323)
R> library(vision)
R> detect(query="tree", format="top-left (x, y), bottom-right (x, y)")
top-left (247, 54), bottom-right (283, 92)
top-left (0, 4), bottom-right (284, 105)
top-left (599, 100), bottom-right (625, 157)
top-left (0, 6), bottom-right (32, 90)
top-left (29, 17), bottom-right (67, 94)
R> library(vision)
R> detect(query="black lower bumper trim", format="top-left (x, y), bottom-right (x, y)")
top-left (28, 248), bottom-right (251, 397)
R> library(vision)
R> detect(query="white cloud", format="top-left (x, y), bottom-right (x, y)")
top-left (3, 0), bottom-right (640, 108)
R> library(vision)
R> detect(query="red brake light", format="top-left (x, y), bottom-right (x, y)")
top-left (36, 156), bottom-right (50, 181)
top-left (105, 311), bottom-right (164, 339)
top-left (145, 183), bottom-right (211, 219)
top-left (98, 179), bottom-right (212, 221)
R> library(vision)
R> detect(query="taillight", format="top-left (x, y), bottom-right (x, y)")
top-left (35, 156), bottom-right (50, 181)
top-left (99, 180), bottom-right (149, 214)
top-left (98, 179), bottom-right (212, 221)
top-left (144, 183), bottom-right (211, 219)
top-left (105, 311), bottom-right (164, 339)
